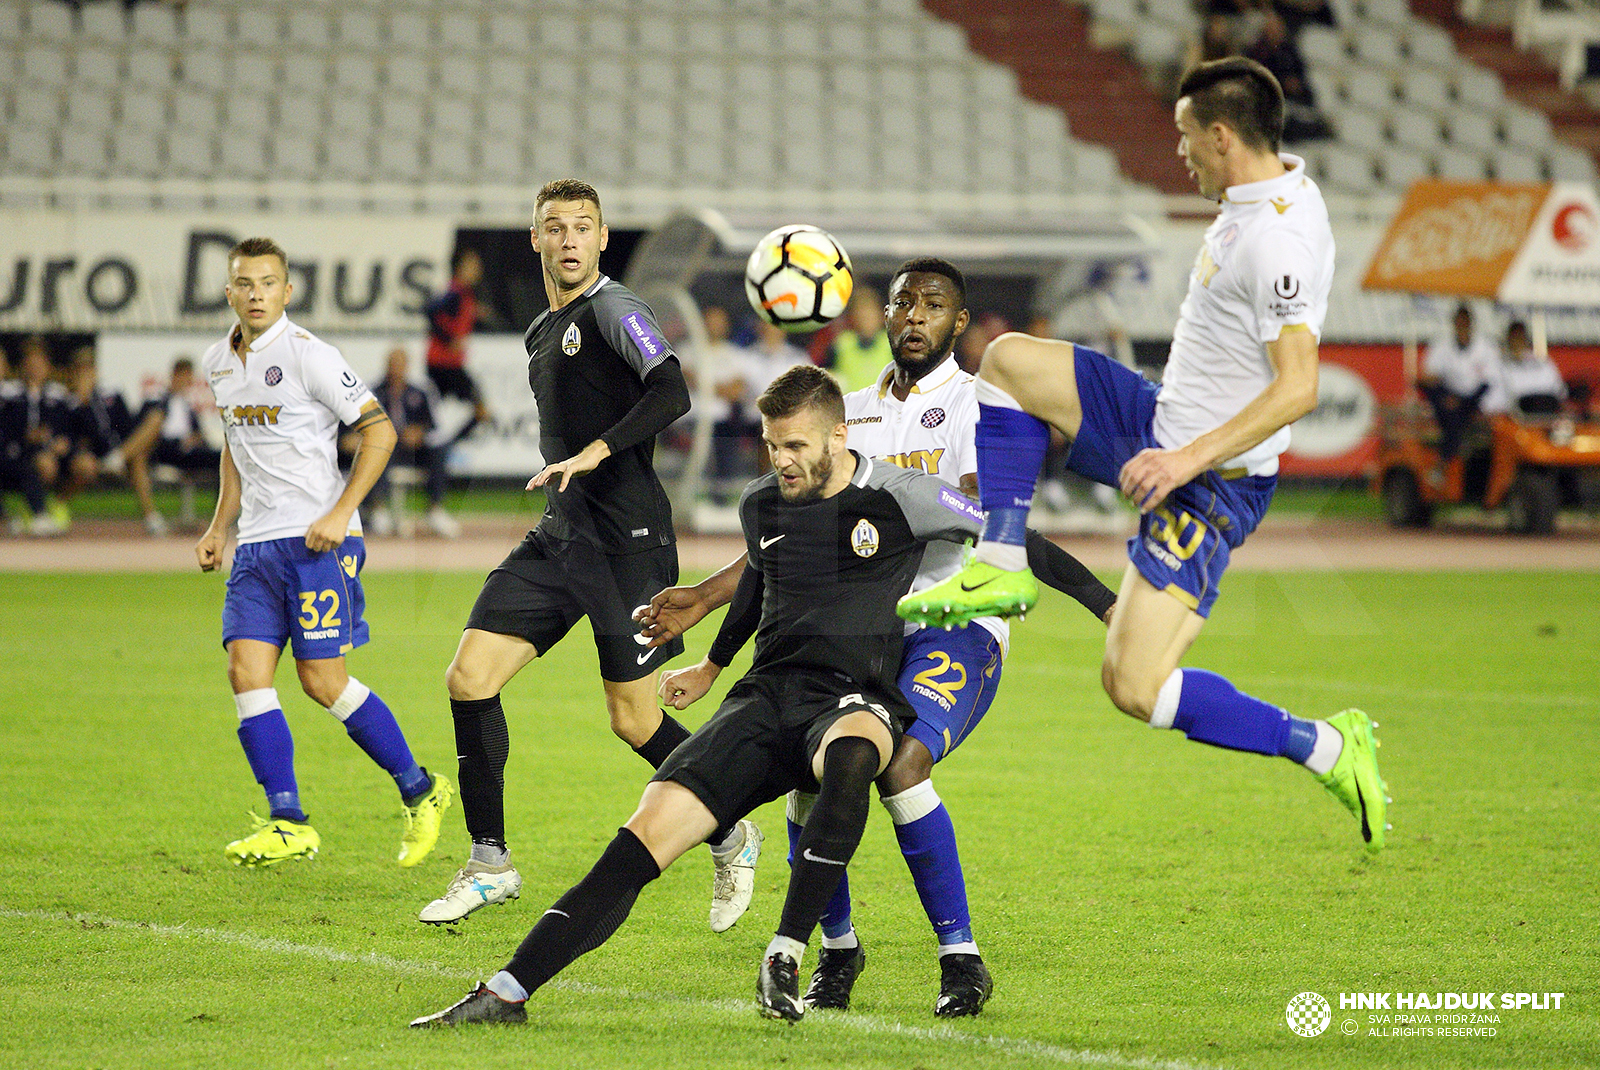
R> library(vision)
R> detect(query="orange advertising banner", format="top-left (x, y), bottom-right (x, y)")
top-left (1361, 179), bottom-right (1550, 297)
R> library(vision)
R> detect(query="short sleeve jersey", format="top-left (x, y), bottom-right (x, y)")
top-left (736, 452), bottom-right (984, 709)
top-left (843, 355), bottom-right (1006, 653)
top-left (524, 274), bottom-right (679, 553)
top-left (1155, 154), bottom-right (1336, 476)
top-left (1423, 332), bottom-right (1500, 397)
top-left (201, 314), bottom-right (376, 545)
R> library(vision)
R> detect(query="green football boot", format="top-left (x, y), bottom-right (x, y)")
top-left (1315, 709), bottom-right (1389, 853)
top-left (224, 812), bottom-right (321, 867)
top-left (896, 554), bottom-right (1040, 628)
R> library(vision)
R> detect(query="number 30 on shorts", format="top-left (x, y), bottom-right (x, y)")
top-left (1148, 505), bottom-right (1207, 561)
top-left (297, 589), bottom-right (343, 630)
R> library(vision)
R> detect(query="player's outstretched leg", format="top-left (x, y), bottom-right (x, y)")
top-left (424, 693), bottom-right (520, 924)
top-left (785, 791), bottom-right (866, 1011)
top-left (759, 737), bottom-right (880, 1022)
top-left (710, 818), bottom-right (764, 932)
top-left (227, 687), bottom-right (320, 866)
top-left (898, 378), bottom-right (1047, 628)
top-left (319, 676), bottom-right (446, 866)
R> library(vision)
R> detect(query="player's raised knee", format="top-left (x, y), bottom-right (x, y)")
top-left (1101, 659), bottom-right (1158, 721)
top-left (444, 656), bottom-right (492, 702)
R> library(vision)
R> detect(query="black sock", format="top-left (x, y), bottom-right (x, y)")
top-left (503, 827), bottom-right (661, 995)
top-left (777, 736), bottom-right (879, 944)
top-left (633, 710), bottom-right (691, 768)
top-left (451, 695), bottom-right (509, 846)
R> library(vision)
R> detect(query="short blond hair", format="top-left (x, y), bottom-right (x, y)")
top-left (535, 179), bottom-right (602, 224)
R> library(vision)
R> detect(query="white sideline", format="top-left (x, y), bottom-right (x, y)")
top-left (3, 907), bottom-right (1222, 1070)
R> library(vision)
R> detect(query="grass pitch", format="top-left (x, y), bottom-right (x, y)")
top-left (0, 566), bottom-right (1595, 1070)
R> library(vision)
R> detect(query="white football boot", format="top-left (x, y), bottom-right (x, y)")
top-left (708, 819), bottom-right (763, 933)
top-left (419, 862), bottom-right (522, 924)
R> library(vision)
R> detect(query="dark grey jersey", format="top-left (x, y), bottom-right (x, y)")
top-left (714, 452), bottom-right (983, 715)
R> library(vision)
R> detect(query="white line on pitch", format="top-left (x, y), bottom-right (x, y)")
top-left (4, 908), bottom-right (1222, 1070)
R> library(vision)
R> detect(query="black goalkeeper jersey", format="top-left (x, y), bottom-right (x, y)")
top-left (710, 452), bottom-right (985, 717)
top-left (524, 274), bottom-right (686, 554)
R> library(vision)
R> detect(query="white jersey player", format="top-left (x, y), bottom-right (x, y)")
top-left (909, 57), bottom-right (1389, 857)
top-left (194, 236), bottom-right (452, 870)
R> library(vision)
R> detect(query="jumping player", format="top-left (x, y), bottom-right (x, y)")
top-left (411, 364), bottom-right (989, 1028)
top-left (900, 59), bottom-right (1389, 850)
top-left (195, 237), bottom-right (452, 868)
top-left (640, 259), bottom-right (1116, 1017)
top-left (420, 180), bottom-right (762, 928)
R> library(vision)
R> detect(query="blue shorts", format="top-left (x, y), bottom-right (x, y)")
top-left (900, 624), bottom-right (1003, 763)
top-left (1064, 345), bottom-right (1276, 617)
top-left (223, 536), bottom-right (370, 660)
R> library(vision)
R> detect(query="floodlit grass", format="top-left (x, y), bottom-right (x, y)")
top-left (0, 568), bottom-right (1595, 1069)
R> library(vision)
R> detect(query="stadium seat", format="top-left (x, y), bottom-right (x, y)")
top-left (285, 9), bottom-right (334, 50)
top-left (218, 132), bottom-right (270, 180)
top-left (1433, 144), bottom-right (1488, 179)
top-left (1403, 24), bottom-right (1456, 67)
top-left (283, 54), bottom-right (330, 95)
top-left (183, 7), bottom-right (232, 47)
top-left (1387, 108), bottom-right (1443, 151)
top-left (1547, 142), bottom-right (1598, 183)
top-left (336, 9), bottom-right (384, 50)
top-left (1446, 107), bottom-right (1500, 152)
top-left (334, 55), bottom-right (381, 95)
top-left (66, 86), bottom-right (117, 131)
top-left (1360, 0), bottom-right (1411, 26)
top-left (1299, 26), bottom-right (1348, 70)
top-left (480, 96), bottom-right (528, 139)
top-left (435, 57), bottom-right (481, 96)
top-left (1492, 147), bottom-right (1545, 182)
top-left (535, 15), bottom-right (581, 51)
top-left (428, 135), bottom-right (477, 184)
top-left (110, 127), bottom-right (161, 178)
top-left (1400, 68), bottom-right (1453, 112)
top-left (21, 41), bottom-right (70, 87)
top-left (179, 48), bottom-right (228, 92)
top-left (479, 139), bottom-right (524, 184)
top-left (14, 85), bottom-right (63, 129)
top-left (165, 129), bottom-right (216, 177)
top-left (826, 19), bottom-right (875, 60)
top-left (1343, 65), bottom-right (1396, 111)
top-left (924, 20), bottom-right (969, 60)
top-left (382, 56), bottom-right (432, 97)
top-left (680, 138), bottom-right (726, 185)
top-left (1500, 104), bottom-right (1554, 152)
top-left (329, 95), bottom-right (376, 139)
top-left (172, 87), bottom-right (221, 133)
top-left (223, 94), bottom-right (271, 132)
top-left (374, 137), bottom-right (425, 183)
top-left (233, 53), bottom-right (277, 91)
top-left (268, 134), bottom-right (321, 181)
top-left (1377, 144), bottom-right (1429, 189)
top-left (80, 3), bottom-right (126, 43)
top-left (324, 137), bottom-right (376, 182)
top-left (234, 9), bottom-right (284, 46)
top-left (388, 10), bottom-right (433, 50)
top-left (26, 0), bottom-right (75, 44)
top-left (118, 87), bottom-right (168, 131)
top-left (1323, 145), bottom-right (1379, 192)
top-left (3, 126), bottom-right (56, 175)
top-left (132, 4), bottom-right (182, 47)
top-left (1329, 106), bottom-right (1387, 153)
top-left (438, 11), bottom-right (485, 51)
top-left (1306, 68), bottom-right (1342, 110)
top-left (1453, 67), bottom-right (1505, 110)
top-left (1352, 24), bottom-right (1404, 69)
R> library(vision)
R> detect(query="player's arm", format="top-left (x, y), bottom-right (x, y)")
top-left (1025, 530), bottom-right (1116, 624)
top-left (529, 356), bottom-right (690, 493)
top-left (659, 562), bottom-right (764, 710)
top-left (307, 400), bottom-right (394, 552)
top-left (1119, 327), bottom-right (1319, 512)
top-left (196, 441), bottom-right (243, 572)
top-left (635, 552), bottom-right (749, 648)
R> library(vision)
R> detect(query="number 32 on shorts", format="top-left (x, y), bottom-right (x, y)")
top-left (298, 589), bottom-right (343, 630)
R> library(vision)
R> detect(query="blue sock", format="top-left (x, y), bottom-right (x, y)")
top-left (1172, 668), bottom-right (1319, 762)
top-left (787, 815), bottom-right (853, 940)
top-left (975, 401), bottom-right (1050, 546)
top-left (237, 710), bottom-right (304, 821)
top-left (341, 689), bottom-right (430, 799)
top-left (892, 801), bottom-right (974, 947)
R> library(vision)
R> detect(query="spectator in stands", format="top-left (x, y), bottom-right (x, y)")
top-left (356, 347), bottom-right (458, 539)
top-left (425, 247), bottom-right (492, 444)
top-left (1484, 320), bottom-right (1568, 417)
top-left (1418, 303), bottom-right (1498, 471)
top-left (14, 337), bottom-right (77, 522)
top-left (823, 287), bottom-right (892, 393)
top-left (693, 305), bottom-right (751, 482)
top-left (1244, 8), bottom-right (1330, 142)
top-left (123, 357), bottom-right (219, 536)
top-left (714, 320), bottom-right (811, 479)
top-left (0, 340), bottom-right (63, 536)
top-left (61, 346), bottom-right (136, 507)
top-left (1272, 0), bottom-right (1337, 36)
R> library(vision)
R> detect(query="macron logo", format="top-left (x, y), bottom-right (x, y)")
top-left (622, 312), bottom-right (666, 362)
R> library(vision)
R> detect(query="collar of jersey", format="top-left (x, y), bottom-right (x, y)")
top-left (233, 312), bottom-right (291, 356)
top-left (850, 450), bottom-right (872, 487)
top-left (582, 274), bottom-right (609, 299)
top-left (1221, 153), bottom-right (1307, 206)
top-left (876, 352), bottom-right (958, 399)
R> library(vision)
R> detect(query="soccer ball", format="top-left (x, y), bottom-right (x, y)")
top-left (744, 225), bottom-right (853, 333)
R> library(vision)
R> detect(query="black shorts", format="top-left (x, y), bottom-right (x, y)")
top-left (152, 438), bottom-right (221, 473)
top-left (652, 670), bottom-right (906, 830)
top-left (465, 527), bottom-right (684, 682)
top-left (427, 365), bottom-right (482, 406)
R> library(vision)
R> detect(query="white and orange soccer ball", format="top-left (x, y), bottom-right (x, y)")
top-left (743, 224), bottom-right (853, 333)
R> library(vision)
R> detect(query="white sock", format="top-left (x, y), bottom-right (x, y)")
top-left (234, 688), bottom-right (281, 721)
top-left (1148, 670), bottom-right (1183, 730)
top-left (469, 842), bottom-right (511, 868)
top-left (326, 678), bottom-right (371, 722)
top-left (973, 541), bottom-right (1028, 571)
top-left (880, 780), bottom-right (941, 825)
top-left (938, 941), bottom-right (981, 958)
top-left (820, 928), bottom-right (860, 951)
top-left (1304, 721), bottom-right (1344, 776)
top-left (485, 970), bottom-right (528, 1002)
top-left (766, 935), bottom-right (806, 966)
